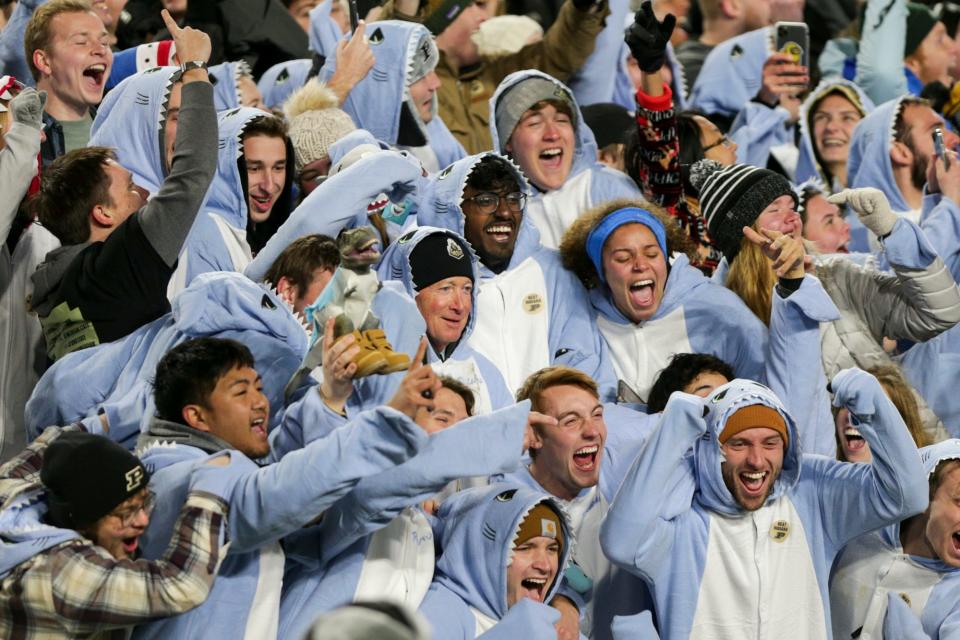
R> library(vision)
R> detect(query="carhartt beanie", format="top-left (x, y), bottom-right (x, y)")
top-left (494, 77), bottom-right (576, 153)
top-left (905, 3), bottom-right (938, 57)
top-left (41, 431), bottom-right (150, 528)
top-left (515, 502), bottom-right (565, 557)
top-left (718, 405), bottom-right (789, 447)
top-left (409, 232), bottom-right (474, 291)
top-left (689, 160), bottom-right (797, 263)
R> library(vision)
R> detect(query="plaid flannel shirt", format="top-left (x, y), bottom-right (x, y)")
top-left (0, 427), bottom-right (230, 639)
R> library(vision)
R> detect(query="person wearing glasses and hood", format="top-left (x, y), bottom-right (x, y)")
top-left (601, 372), bottom-right (928, 640)
top-left (419, 152), bottom-right (612, 396)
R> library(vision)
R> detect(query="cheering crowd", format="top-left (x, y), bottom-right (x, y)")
top-left (3, 0), bottom-right (960, 637)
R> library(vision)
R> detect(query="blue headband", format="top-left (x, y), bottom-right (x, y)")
top-left (586, 207), bottom-right (667, 284)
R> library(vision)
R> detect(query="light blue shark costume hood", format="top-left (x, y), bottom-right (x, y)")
top-left (258, 58), bottom-right (312, 110)
top-left (795, 79), bottom-right (874, 190)
top-left (309, 0), bottom-right (345, 59)
top-left (419, 483), bottom-right (573, 631)
top-left (175, 106), bottom-right (275, 287)
top-left (320, 21), bottom-right (465, 170)
top-left (0, 453), bottom-right (79, 579)
top-left (846, 96), bottom-right (914, 252)
top-left (376, 225), bottom-right (514, 411)
top-left (489, 69), bottom-right (601, 180)
top-left (24, 272), bottom-right (309, 450)
top-left (89, 66), bottom-right (180, 195)
top-left (688, 27), bottom-right (772, 119)
top-left (831, 438), bottom-right (960, 639)
top-left (209, 60), bottom-right (252, 111)
top-left (418, 152), bottom-right (542, 277)
top-left (378, 225), bottom-right (481, 346)
top-left (696, 379), bottom-right (802, 516)
top-left (848, 96), bottom-right (912, 212)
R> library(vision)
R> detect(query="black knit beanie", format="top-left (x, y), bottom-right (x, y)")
top-left (409, 232), bottom-right (474, 291)
top-left (689, 160), bottom-right (797, 262)
top-left (41, 431), bottom-right (150, 529)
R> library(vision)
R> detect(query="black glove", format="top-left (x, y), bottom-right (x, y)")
top-left (625, 1), bottom-right (676, 73)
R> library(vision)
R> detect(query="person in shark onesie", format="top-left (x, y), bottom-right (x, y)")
top-left (601, 372), bottom-right (929, 640)
top-left (0, 426), bottom-right (236, 638)
top-left (558, 200), bottom-right (768, 407)
top-left (276, 396), bottom-right (533, 639)
top-left (279, 227), bottom-right (510, 451)
top-left (208, 60), bottom-right (264, 111)
top-left (488, 70), bottom-right (641, 250)
top-left (687, 26), bottom-right (771, 124)
top-left (794, 79), bottom-right (874, 193)
top-left (830, 438), bottom-right (960, 639)
top-left (417, 483), bottom-right (574, 639)
top-left (24, 271), bottom-right (311, 451)
top-left (258, 58), bottom-right (313, 110)
top-left (848, 95), bottom-right (960, 257)
top-left (319, 20), bottom-right (465, 173)
top-left (418, 152), bottom-right (614, 397)
top-left (376, 226), bottom-right (513, 413)
top-left (129, 336), bottom-right (430, 640)
top-left (167, 105), bottom-right (293, 295)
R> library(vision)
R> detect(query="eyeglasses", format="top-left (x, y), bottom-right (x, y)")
top-left (112, 491), bottom-right (156, 527)
top-left (702, 135), bottom-right (734, 153)
top-left (462, 191), bottom-right (526, 214)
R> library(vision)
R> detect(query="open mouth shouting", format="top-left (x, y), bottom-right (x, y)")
top-left (251, 416), bottom-right (267, 440)
top-left (518, 576), bottom-right (549, 602)
top-left (629, 279), bottom-right (656, 308)
top-left (250, 191), bottom-right (277, 216)
top-left (122, 536), bottom-right (140, 555)
top-left (539, 147), bottom-right (563, 169)
top-left (572, 444), bottom-right (599, 473)
top-left (83, 63), bottom-right (108, 91)
top-left (738, 470), bottom-right (770, 498)
top-left (843, 426), bottom-right (866, 453)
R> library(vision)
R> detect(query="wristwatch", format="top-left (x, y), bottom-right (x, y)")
top-left (180, 60), bottom-right (208, 74)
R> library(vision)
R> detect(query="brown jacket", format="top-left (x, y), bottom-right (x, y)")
top-left (438, 0), bottom-right (610, 154)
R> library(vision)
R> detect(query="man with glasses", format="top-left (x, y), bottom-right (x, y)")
top-left (421, 152), bottom-right (612, 396)
top-left (0, 427), bottom-right (234, 637)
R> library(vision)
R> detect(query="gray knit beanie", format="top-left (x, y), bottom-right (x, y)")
top-left (690, 160), bottom-right (798, 263)
top-left (494, 76), bottom-right (575, 153)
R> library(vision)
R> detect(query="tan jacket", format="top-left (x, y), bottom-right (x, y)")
top-left (437, 0), bottom-right (610, 154)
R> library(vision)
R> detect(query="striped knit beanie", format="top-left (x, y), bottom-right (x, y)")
top-left (689, 160), bottom-right (797, 263)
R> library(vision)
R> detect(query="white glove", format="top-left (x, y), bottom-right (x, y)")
top-left (827, 188), bottom-right (898, 238)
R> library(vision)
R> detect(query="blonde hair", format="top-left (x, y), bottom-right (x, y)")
top-left (868, 364), bottom-right (929, 449)
top-left (725, 234), bottom-right (777, 325)
top-left (24, 0), bottom-right (94, 81)
top-left (516, 366), bottom-right (599, 410)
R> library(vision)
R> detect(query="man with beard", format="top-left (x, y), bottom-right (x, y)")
top-left (848, 96), bottom-right (960, 260)
top-left (601, 372), bottom-right (928, 640)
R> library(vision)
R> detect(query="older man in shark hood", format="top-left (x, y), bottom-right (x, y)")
top-left (601, 372), bottom-right (927, 640)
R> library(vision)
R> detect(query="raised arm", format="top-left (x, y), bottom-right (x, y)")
top-left (485, 0), bottom-right (610, 83)
top-left (600, 391), bottom-right (703, 581)
top-left (811, 368), bottom-right (928, 550)
top-left (138, 12), bottom-right (218, 268)
top-left (314, 401), bottom-right (529, 564)
top-left (48, 457), bottom-right (233, 633)
top-left (827, 189), bottom-right (960, 343)
top-left (0, 87), bottom-right (43, 242)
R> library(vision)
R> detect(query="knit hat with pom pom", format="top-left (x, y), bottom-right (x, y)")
top-left (284, 80), bottom-right (356, 174)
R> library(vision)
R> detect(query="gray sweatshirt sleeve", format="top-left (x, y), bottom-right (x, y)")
top-left (0, 122), bottom-right (41, 243)
top-left (139, 81), bottom-right (218, 267)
